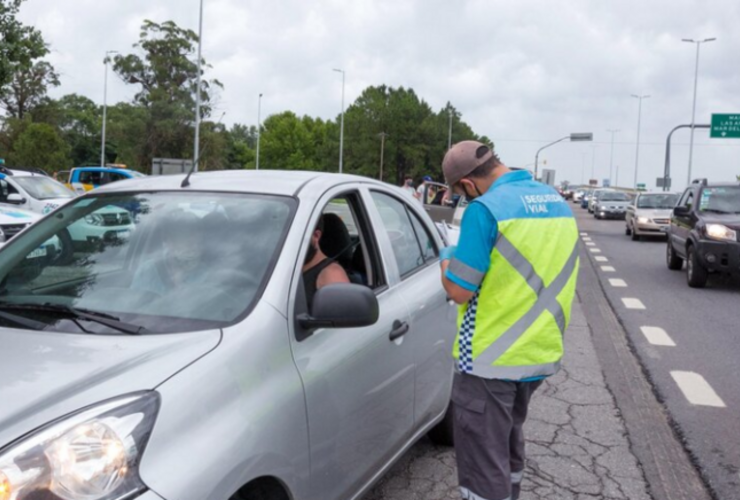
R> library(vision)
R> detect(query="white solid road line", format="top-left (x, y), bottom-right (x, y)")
top-left (622, 298), bottom-right (646, 310)
top-left (601, 266), bottom-right (616, 272)
top-left (595, 256), bottom-right (608, 262)
top-left (640, 326), bottom-right (676, 347)
top-left (671, 371), bottom-right (726, 408)
top-left (609, 278), bottom-right (627, 287)
top-left (589, 248), bottom-right (602, 253)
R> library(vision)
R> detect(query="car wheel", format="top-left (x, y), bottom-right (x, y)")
top-left (631, 224), bottom-right (640, 241)
top-left (687, 245), bottom-right (708, 288)
top-left (666, 240), bottom-right (683, 270)
top-left (625, 224), bottom-right (632, 236)
top-left (427, 404), bottom-right (455, 447)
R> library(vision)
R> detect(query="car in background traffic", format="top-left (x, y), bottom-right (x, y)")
top-left (0, 170), bottom-right (457, 500)
top-left (588, 189), bottom-right (613, 213)
top-left (666, 179), bottom-right (740, 288)
top-left (626, 192), bottom-right (679, 241)
top-left (580, 190), bottom-right (594, 209)
top-left (0, 166), bottom-right (76, 215)
top-left (593, 191), bottom-right (632, 220)
top-left (59, 165), bottom-right (147, 195)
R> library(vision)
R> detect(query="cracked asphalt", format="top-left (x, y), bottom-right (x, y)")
top-left (363, 300), bottom-right (651, 500)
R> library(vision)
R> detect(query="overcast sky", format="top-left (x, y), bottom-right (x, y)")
top-left (18, 0), bottom-right (740, 189)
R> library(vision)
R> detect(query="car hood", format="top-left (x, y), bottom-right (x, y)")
top-left (636, 208), bottom-right (673, 218)
top-left (0, 328), bottom-right (221, 448)
top-left (700, 212), bottom-right (740, 229)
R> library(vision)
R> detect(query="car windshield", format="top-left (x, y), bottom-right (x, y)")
top-left (0, 192), bottom-right (295, 334)
top-left (637, 194), bottom-right (678, 209)
top-left (13, 176), bottom-right (75, 200)
top-left (600, 192), bottom-right (631, 202)
top-left (698, 186), bottom-right (740, 214)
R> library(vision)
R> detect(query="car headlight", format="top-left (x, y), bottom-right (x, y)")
top-left (705, 224), bottom-right (737, 242)
top-left (637, 217), bottom-right (651, 224)
top-left (0, 392), bottom-right (159, 500)
top-left (84, 214), bottom-right (104, 226)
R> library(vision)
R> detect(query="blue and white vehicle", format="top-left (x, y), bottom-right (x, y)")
top-left (0, 206), bottom-right (40, 243)
top-left (0, 167), bottom-right (76, 215)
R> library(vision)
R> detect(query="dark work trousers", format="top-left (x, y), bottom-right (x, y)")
top-left (452, 372), bottom-right (543, 500)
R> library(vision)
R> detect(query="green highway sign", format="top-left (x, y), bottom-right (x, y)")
top-left (710, 114), bottom-right (740, 139)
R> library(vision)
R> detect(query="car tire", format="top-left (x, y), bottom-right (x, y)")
top-left (687, 245), bottom-right (708, 288)
top-left (666, 240), bottom-right (683, 270)
top-left (631, 225), bottom-right (640, 241)
top-left (625, 224), bottom-right (632, 236)
top-left (427, 404), bottom-right (455, 447)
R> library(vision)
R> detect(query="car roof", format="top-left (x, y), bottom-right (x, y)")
top-left (697, 182), bottom-right (740, 188)
top-left (94, 170), bottom-right (392, 197)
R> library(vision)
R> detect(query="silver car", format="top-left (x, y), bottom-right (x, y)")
top-left (0, 171), bottom-right (457, 500)
top-left (593, 191), bottom-right (633, 220)
top-left (626, 191), bottom-right (680, 240)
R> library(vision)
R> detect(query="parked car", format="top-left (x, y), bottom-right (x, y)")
top-left (0, 205), bottom-right (40, 243)
top-left (0, 171), bottom-right (457, 500)
top-left (625, 192), bottom-right (679, 241)
top-left (0, 166), bottom-right (76, 215)
top-left (666, 179), bottom-right (740, 288)
top-left (593, 191), bottom-right (632, 220)
top-left (59, 165), bottom-right (147, 195)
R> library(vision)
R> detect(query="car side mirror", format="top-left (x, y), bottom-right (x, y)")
top-left (299, 283), bottom-right (379, 331)
top-left (7, 193), bottom-right (25, 205)
top-left (673, 206), bottom-right (689, 217)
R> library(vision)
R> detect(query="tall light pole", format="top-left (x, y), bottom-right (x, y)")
top-left (631, 94), bottom-right (650, 188)
top-left (591, 145), bottom-right (597, 180)
top-left (333, 68), bottom-right (345, 173)
top-left (193, 0), bottom-right (205, 172)
top-left (378, 132), bottom-right (388, 181)
top-left (615, 165), bottom-right (620, 187)
top-left (448, 107), bottom-right (453, 151)
top-left (100, 50), bottom-right (117, 167)
top-left (606, 129), bottom-right (619, 185)
top-left (534, 133), bottom-right (592, 181)
top-left (255, 93), bottom-right (263, 170)
top-left (683, 37), bottom-right (716, 185)
top-left (581, 153), bottom-right (587, 184)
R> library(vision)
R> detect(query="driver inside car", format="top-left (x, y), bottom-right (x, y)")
top-left (132, 211), bottom-right (208, 295)
top-left (303, 214), bottom-right (350, 310)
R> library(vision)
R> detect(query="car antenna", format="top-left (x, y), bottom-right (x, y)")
top-left (182, 111), bottom-right (226, 188)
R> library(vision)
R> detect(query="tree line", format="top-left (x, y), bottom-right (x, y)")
top-left (0, 0), bottom-right (490, 184)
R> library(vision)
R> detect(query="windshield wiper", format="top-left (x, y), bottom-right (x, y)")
top-left (0, 303), bottom-right (146, 335)
top-left (0, 310), bottom-right (46, 331)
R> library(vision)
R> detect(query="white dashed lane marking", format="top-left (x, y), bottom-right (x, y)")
top-left (595, 256), bottom-right (608, 262)
top-left (589, 248), bottom-right (602, 253)
top-left (601, 266), bottom-right (616, 272)
top-left (622, 298), bottom-right (646, 310)
top-left (640, 326), bottom-right (676, 347)
top-left (609, 279), bottom-right (627, 287)
top-left (582, 237), bottom-right (592, 241)
top-left (580, 232), bottom-right (588, 236)
top-left (671, 371), bottom-right (726, 408)
top-left (586, 242), bottom-right (596, 247)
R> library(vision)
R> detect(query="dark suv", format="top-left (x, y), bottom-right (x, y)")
top-left (666, 179), bottom-right (740, 288)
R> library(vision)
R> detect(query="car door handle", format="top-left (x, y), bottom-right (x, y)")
top-left (389, 320), bottom-right (410, 341)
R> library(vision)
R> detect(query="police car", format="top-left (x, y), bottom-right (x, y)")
top-left (0, 166), bottom-right (76, 214)
top-left (0, 205), bottom-right (40, 243)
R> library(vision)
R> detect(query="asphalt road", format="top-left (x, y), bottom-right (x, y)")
top-left (574, 203), bottom-right (740, 499)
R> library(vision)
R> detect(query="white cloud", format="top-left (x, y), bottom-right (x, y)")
top-left (15, 0), bottom-right (740, 187)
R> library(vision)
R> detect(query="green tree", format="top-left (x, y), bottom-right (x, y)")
top-left (112, 19), bottom-right (223, 168)
top-left (0, 0), bottom-right (48, 88)
top-left (9, 122), bottom-right (71, 172)
top-left (0, 59), bottom-right (59, 118)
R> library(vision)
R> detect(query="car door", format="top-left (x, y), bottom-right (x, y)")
top-left (366, 189), bottom-right (457, 429)
top-left (672, 188), bottom-right (695, 257)
top-left (289, 188), bottom-right (415, 500)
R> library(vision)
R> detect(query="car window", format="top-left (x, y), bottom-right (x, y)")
top-left (409, 209), bottom-right (438, 262)
top-left (371, 191), bottom-right (435, 278)
top-left (78, 170), bottom-right (103, 185)
top-left (681, 190), bottom-right (695, 210)
top-left (698, 186), bottom-right (740, 214)
top-left (13, 176), bottom-right (74, 200)
top-left (637, 194), bottom-right (679, 209)
top-left (600, 192), bottom-right (631, 202)
top-left (108, 172), bottom-right (128, 182)
top-left (0, 192), bottom-right (296, 334)
top-left (0, 179), bottom-right (19, 202)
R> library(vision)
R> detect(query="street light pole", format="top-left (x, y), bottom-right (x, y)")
top-left (448, 108), bottom-right (453, 151)
top-left (100, 50), bottom-right (117, 167)
top-left (255, 93), bottom-right (263, 170)
top-left (333, 68), bottom-right (345, 173)
top-left (378, 132), bottom-right (388, 181)
top-left (606, 129), bottom-right (619, 184)
top-left (581, 153), bottom-right (587, 184)
top-left (591, 145), bottom-right (597, 180)
top-left (631, 94), bottom-right (650, 188)
top-left (683, 37), bottom-right (716, 185)
top-left (193, 0), bottom-right (205, 172)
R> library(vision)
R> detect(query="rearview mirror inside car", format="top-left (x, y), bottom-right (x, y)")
top-left (299, 283), bottom-right (379, 331)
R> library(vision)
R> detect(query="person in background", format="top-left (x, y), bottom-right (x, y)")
top-left (415, 175), bottom-right (434, 202)
top-left (438, 141), bottom-right (579, 500)
top-left (402, 175), bottom-right (416, 196)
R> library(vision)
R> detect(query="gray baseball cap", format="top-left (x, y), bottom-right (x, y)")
top-left (442, 140), bottom-right (493, 186)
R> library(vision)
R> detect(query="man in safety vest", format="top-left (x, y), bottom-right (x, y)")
top-left (439, 141), bottom-right (579, 500)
